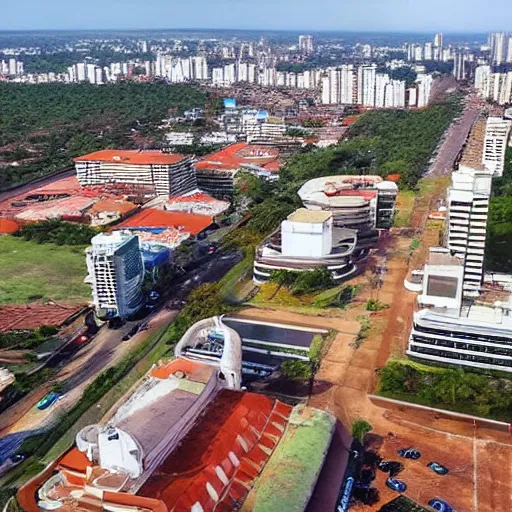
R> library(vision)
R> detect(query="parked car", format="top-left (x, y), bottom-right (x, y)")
top-left (108, 317), bottom-right (124, 329)
top-left (378, 461), bottom-right (404, 476)
top-left (428, 498), bottom-right (454, 511)
top-left (36, 391), bottom-right (60, 411)
top-left (385, 477), bottom-right (407, 493)
top-left (10, 454), bottom-right (25, 464)
top-left (427, 462), bottom-right (449, 475)
top-left (398, 448), bottom-right (421, 459)
top-left (122, 324), bottom-right (141, 341)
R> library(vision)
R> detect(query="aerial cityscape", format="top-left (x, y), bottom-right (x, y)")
top-left (1, 2), bottom-right (512, 511)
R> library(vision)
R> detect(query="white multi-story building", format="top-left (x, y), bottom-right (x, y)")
top-left (453, 52), bottom-right (467, 81)
top-left (424, 42), bottom-right (433, 61)
top-left (407, 248), bottom-right (512, 373)
top-left (474, 65), bottom-right (491, 97)
top-left (507, 36), bottom-right (512, 63)
top-left (76, 63), bottom-right (86, 82)
top-left (489, 32), bottom-right (508, 66)
top-left (416, 73), bottom-right (433, 108)
top-left (357, 64), bottom-right (377, 107)
top-left (434, 33), bottom-right (443, 60)
top-left (446, 169), bottom-right (492, 294)
top-left (339, 65), bottom-right (355, 104)
top-left (375, 73), bottom-right (389, 108)
top-left (299, 35), bottom-right (314, 55)
top-left (74, 150), bottom-right (196, 197)
top-left (407, 87), bottom-right (418, 107)
top-left (85, 233), bottom-right (145, 320)
top-left (191, 56), bottom-right (208, 80)
top-left (482, 117), bottom-right (512, 177)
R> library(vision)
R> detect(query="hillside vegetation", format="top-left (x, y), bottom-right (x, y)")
top-left (0, 82), bottom-right (208, 190)
top-left (487, 147), bottom-right (512, 272)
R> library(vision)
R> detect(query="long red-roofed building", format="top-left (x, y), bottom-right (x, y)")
top-left (74, 150), bottom-right (197, 197)
top-left (194, 143), bottom-right (281, 198)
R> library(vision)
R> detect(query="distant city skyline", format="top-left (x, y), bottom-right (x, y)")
top-left (1, 0), bottom-right (512, 33)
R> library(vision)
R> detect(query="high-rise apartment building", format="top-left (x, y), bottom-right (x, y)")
top-left (416, 74), bottom-right (433, 108)
top-left (489, 32), bottom-right (508, 66)
top-left (433, 32), bottom-right (443, 60)
top-left (298, 35), bottom-right (314, 55)
top-left (375, 73), bottom-right (389, 108)
top-left (85, 233), bottom-right (144, 319)
top-left (357, 65), bottom-right (377, 107)
top-left (446, 169), bottom-right (491, 294)
top-left (482, 117), bottom-right (512, 177)
top-left (339, 65), bottom-right (355, 104)
top-left (475, 65), bottom-right (491, 97)
top-left (453, 52), bottom-right (468, 81)
top-left (424, 42), bottom-right (433, 61)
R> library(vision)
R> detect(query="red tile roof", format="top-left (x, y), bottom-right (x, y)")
top-left (167, 192), bottom-right (219, 204)
top-left (0, 304), bottom-right (82, 333)
top-left (74, 150), bottom-right (188, 166)
top-left (139, 390), bottom-right (292, 511)
top-left (116, 208), bottom-right (213, 235)
top-left (195, 143), bottom-right (281, 172)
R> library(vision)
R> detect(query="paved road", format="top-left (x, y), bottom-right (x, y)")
top-left (0, 168), bottom-right (75, 203)
top-left (223, 319), bottom-right (317, 348)
top-left (427, 95), bottom-right (482, 177)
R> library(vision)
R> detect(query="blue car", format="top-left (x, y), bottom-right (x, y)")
top-left (427, 462), bottom-right (449, 475)
top-left (36, 391), bottom-right (60, 411)
top-left (398, 448), bottom-right (421, 460)
top-left (428, 498), bottom-right (454, 512)
top-left (385, 477), bottom-right (407, 493)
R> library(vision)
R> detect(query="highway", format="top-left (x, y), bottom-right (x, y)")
top-left (223, 318), bottom-right (321, 348)
top-left (427, 94), bottom-right (482, 177)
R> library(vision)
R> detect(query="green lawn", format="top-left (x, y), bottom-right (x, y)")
top-left (246, 406), bottom-right (335, 512)
top-left (0, 235), bottom-right (90, 304)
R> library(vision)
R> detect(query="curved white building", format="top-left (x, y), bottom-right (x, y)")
top-left (298, 175), bottom-right (398, 255)
top-left (253, 209), bottom-right (358, 284)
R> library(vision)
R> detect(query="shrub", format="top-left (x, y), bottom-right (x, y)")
top-left (351, 418), bottom-right (373, 443)
top-left (280, 360), bottom-right (313, 380)
top-left (309, 334), bottom-right (324, 365)
top-left (365, 299), bottom-right (388, 312)
top-left (379, 359), bottom-right (512, 420)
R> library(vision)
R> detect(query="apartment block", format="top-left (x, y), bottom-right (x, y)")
top-left (85, 233), bottom-right (144, 319)
top-left (74, 150), bottom-right (196, 197)
top-left (483, 117), bottom-right (512, 177)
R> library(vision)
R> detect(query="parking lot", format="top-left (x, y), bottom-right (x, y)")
top-left (349, 412), bottom-right (512, 512)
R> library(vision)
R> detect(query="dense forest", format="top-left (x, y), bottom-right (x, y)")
top-left (0, 82), bottom-right (209, 190)
top-left (486, 147), bottom-right (512, 272)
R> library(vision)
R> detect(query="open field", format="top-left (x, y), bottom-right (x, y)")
top-left (0, 235), bottom-right (89, 304)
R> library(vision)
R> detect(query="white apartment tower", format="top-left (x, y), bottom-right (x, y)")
top-left (339, 65), bottom-right (355, 104)
top-left (299, 35), bottom-right (314, 55)
top-left (85, 233), bottom-right (145, 319)
top-left (357, 65), bottom-right (377, 107)
top-left (446, 170), bottom-right (492, 294)
top-left (489, 32), bottom-right (508, 66)
top-left (483, 117), bottom-right (512, 177)
top-left (434, 33), bottom-right (443, 60)
top-left (375, 73), bottom-right (389, 108)
top-left (474, 65), bottom-right (491, 97)
top-left (416, 74), bottom-right (433, 108)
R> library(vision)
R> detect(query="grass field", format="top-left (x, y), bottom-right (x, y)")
top-left (0, 236), bottom-right (90, 304)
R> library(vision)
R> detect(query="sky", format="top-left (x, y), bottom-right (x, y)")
top-left (1, 0), bottom-right (511, 32)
